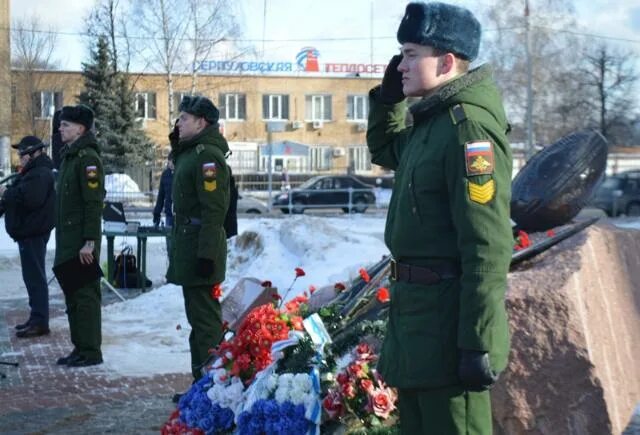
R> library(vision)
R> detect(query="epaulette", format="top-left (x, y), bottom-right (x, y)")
top-left (196, 144), bottom-right (205, 154)
top-left (449, 104), bottom-right (467, 125)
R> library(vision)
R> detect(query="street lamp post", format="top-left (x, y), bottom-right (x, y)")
top-left (265, 121), bottom-right (286, 212)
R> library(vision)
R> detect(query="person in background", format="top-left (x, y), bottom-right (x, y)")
top-left (223, 167), bottom-right (238, 239)
top-left (54, 104), bottom-right (106, 367)
top-left (0, 136), bottom-right (55, 338)
top-left (367, 2), bottom-right (513, 433)
top-left (167, 96), bottom-right (230, 399)
top-left (153, 149), bottom-right (175, 255)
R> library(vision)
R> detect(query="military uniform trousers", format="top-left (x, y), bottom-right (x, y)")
top-left (398, 386), bottom-right (491, 435)
top-left (65, 278), bottom-right (102, 360)
top-left (182, 285), bottom-right (222, 380)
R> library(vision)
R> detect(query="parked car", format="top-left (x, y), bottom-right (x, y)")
top-left (273, 175), bottom-right (376, 214)
top-left (590, 170), bottom-right (640, 217)
top-left (237, 194), bottom-right (269, 214)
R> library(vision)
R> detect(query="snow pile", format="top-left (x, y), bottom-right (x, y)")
top-left (105, 173), bottom-right (148, 203)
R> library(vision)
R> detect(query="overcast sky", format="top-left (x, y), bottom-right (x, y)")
top-left (9, 0), bottom-right (640, 72)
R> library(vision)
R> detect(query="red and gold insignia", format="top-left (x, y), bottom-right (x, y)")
top-left (86, 165), bottom-right (98, 179)
top-left (202, 162), bottom-right (217, 180)
top-left (464, 141), bottom-right (494, 176)
top-left (86, 165), bottom-right (99, 189)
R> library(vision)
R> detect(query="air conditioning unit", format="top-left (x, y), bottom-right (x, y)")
top-left (312, 120), bottom-right (324, 129)
top-left (356, 122), bottom-right (367, 132)
top-left (332, 147), bottom-right (346, 158)
top-left (291, 120), bottom-right (304, 130)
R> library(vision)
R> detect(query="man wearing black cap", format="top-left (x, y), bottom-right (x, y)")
top-left (153, 149), bottom-right (175, 257)
top-left (54, 104), bottom-right (106, 367)
top-left (367, 2), bottom-right (512, 433)
top-left (0, 136), bottom-right (55, 338)
top-left (167, 96), bottom-right (230, 387)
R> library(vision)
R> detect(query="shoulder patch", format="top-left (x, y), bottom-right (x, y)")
top-left (449, 104), bottom-right (467, 125)
top-left (468, 179), bottom-right (495, 204)
top-left (202, 162), bottom-right (217, 192)
top-left (464, 141), bottom-right (494, 176)
top-left (85, 166), bottom-right (98, 179)
top-left (86, 165), bottom-right (100, 189)
top-left (196, 144), bottom-right (205, 154)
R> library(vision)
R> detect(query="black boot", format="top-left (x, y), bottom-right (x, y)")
top-left (15, 324), bottom-right (50, 338)
top-left (66, 354), bottom-right (103, 367)
top-left (14, 320), bottom-right (31, 330)
top-left (56, 350), bottom-right (79, 365)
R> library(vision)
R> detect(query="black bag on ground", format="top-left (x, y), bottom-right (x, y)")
top-left (113, 246), bottom-right (147, 288)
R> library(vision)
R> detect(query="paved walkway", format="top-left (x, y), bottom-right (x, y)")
top-left (0, 294), bottom-right (189, 434)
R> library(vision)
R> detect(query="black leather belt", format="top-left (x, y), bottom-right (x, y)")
top-left (176, 216), bottom-right (202, 225)
top-left (390, 259), bottom-right (460, 285)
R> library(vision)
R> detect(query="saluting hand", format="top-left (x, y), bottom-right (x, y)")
top-left (79, 241), bottom-right (95, 265)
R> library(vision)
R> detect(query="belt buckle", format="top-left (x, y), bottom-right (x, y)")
top-left (390, 259), bottom-right (397, 281)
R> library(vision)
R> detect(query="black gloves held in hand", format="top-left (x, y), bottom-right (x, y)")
top-left (379, 55), bottom-right (405, 104)
top-left (196, 258), bottom-right (214, 278)
top-left (153, 215), bottom-right (160, 226)
top-left (458, 349), bottom-right (498, 392)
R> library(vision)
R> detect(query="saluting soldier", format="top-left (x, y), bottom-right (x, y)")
top-left (54, 104), bottom-right (106, 367)
top-left (167, 96), bottom-right (230, 389)
top-left (367, 2), bottom-right (512, 434)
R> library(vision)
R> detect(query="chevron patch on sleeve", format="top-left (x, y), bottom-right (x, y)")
top-left (468, 179), bottom-right (495, 204)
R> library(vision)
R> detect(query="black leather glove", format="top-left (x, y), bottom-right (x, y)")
top-left (458, 350), bottom-right (498, 392)
top-left (196, 258), bottom-right (214, 278)
top-left (379, 55), bottom-right (405, 104)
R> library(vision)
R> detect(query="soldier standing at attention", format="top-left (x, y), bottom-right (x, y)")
top-left (167, 96), bottom-right (230, 389)
top-left (367, 3), bottom-right (512, 434)
top-left (55, 104), bottom-right (106, 367)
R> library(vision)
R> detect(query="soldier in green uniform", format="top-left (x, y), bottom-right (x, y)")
top-left (367, 3), bottom-right (512, 434)
top-left (167, 96), bottom-right (230, 383)
top-left (54, 104), bottom-right (106, 367)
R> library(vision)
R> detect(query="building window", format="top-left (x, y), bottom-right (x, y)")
top-left (32, 91), bottom-right (63, 119)
top-left (305, 95), bottom-right (332, 121)
top-left (347, 95), bottom-right (368, 121)
top-left (262, 94), bottom-right (289, 120)
top-left (135, 92), bottom-right (157, 119)
top-left (309, 146), bottom-right (331, 171)
top-left (219, 93), bottom-right (246, 120)
top-left (349, 146), bottom-right (372, 172)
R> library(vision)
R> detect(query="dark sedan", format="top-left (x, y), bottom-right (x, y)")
top-left (590, 171), bottom-right (640, 217)
top-left (273, 175), bottom-right (377, 214)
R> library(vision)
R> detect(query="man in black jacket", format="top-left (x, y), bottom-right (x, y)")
top-left (0, 136), bottom-right (56, 338)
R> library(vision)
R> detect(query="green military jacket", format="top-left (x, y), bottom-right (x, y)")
top-left (166, 125), bottom-right (230, 286)
top-left (367, 65), bottom-right (512, 388)
top-left (54, 132), bottom-right (105, 266)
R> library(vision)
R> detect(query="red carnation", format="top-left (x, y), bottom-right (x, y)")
top-left (211, 284), bottom-right (223, 300)
top-left (295, 267), bottom-right (306, 277)
top-left (308, 285), bottom-right (317, 295)
top-left (376, 287), bottom-right (390, 303)
top-left (359, 267), bottom-right (371, 283)
top-left (334, 282), bottom-right (346, 292)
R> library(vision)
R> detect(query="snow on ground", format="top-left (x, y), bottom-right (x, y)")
top-left (5, 215), bottom-right (387, 378)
